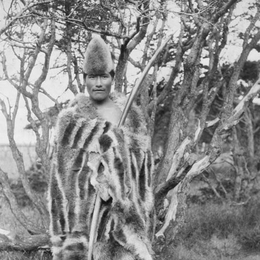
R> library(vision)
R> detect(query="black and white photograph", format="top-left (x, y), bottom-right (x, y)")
top-left (0, 1), bottom-right (260, 259)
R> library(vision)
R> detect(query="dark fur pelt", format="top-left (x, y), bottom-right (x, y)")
top-left (48, 92), bottom-right (154, 260)
top-left (83, 36), bottom-right (114, 75)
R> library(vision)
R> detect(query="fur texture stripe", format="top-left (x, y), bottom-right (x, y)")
top-left (48, 92), bottom-right (154, 260)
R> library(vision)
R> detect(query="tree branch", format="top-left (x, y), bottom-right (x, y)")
top-left (219, 78), bottom-right (260, 132)
top-left (212, 0), bottom-right (240, 23)
top-left (0, 167), bottom-right (46, 235)
top-left (0, 1), bottom-right (52, 36)
top-left (0, 97), bottom-right (49, 225)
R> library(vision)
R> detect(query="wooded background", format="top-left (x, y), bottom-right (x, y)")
top-left (0, 0), bottom-right (260, 259)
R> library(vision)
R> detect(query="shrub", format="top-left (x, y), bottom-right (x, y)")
top-left (239, 227), bottom-right (260, 252)
top-left (10, 163), bottom-right (48, 208)
top-left (235, 198), bottom-right (260, 252)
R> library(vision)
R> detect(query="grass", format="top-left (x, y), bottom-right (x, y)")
top-left (170, 243), bottom-right (260, 260)
top-left (174, 197), bottom-right (260, 259)
top-left (181, 202), bottom-right (242, 242)
top-left (0, 250), bottom-right (52, 260)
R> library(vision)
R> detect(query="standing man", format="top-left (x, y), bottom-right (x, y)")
top-left (48, 36), bottom-right (154, 260)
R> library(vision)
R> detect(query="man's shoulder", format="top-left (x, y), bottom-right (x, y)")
top-left (109, 91), bottom-right (141, 114)
top-left (69, 93), bottom-right (91, 108)
top-left (109, 92), bottom-right (127, 107)
top-left (57, 93), bottom-right (97, 122)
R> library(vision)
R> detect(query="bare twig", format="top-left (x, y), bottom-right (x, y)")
top-left (0, 1), bottom-right (52, 36)
top-left (119, 35), bottom-right (173, 125)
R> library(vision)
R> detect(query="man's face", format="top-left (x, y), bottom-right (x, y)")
top-left (85, 72), bottom-right (113, 103)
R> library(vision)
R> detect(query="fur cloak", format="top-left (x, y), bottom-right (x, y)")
top-left (48, 92), bottom-right (154, 260)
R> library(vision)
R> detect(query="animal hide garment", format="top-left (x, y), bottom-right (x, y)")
top-left (48, 92), bottom-right (154, 260)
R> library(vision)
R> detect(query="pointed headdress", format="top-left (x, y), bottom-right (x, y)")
top-left (83, 36), bottom-right (114, 75)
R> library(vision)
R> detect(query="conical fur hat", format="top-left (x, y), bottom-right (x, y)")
top-left (83, 36), bottom-right (114, 75)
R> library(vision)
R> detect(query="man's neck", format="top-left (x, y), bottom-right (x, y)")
top-left (91, 97), bottom-right (112, 107)
top-left (91, 97), bottom-right (122, 125)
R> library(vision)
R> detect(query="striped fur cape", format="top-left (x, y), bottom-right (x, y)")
top-left (48, 92), bottom-right (154, 260)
